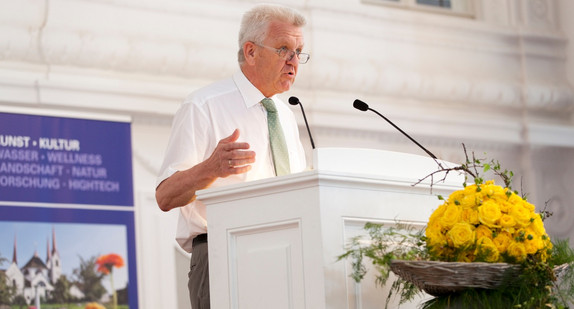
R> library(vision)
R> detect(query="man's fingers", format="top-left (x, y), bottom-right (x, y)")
top-left (228, 164), bottom-right (252, 175)
top-left (228, 154), bottom-right (256, 167)
top-left (218, 129), bottom-right (251, 151)
top-left (225, 142), bottom-right (251, 151)
top-left (220, 129), bottom-right (240, 143)
top-left (213, 128), bottom-right (257, 177)
top-left (228, 149), bottom-right (256, 160)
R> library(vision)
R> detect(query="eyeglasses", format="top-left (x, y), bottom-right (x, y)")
top-left (256, 43), bottom-right (310, 64)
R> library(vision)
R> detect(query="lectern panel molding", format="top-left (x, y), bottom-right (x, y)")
top-left (227, 219), bottom-right (306, 309)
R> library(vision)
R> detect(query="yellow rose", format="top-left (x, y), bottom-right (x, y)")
top-left (523, 227), bottom-right (545, 254)
top-left (530, 214), bottom-right (546, 236)
top-left (507, 192), bottom-right (522, 204)
top-left (493, 231), bottom-right (512, 253)
top-left (508, 194), bottom-right (535, 212)
top-left (459, 251), bottom-right (476, 263)
top-left (524, 238), bottom-right (542, 255)
top-left (475, 237), bottom-right (500, 262)
top-left (428, 203), bottom-right (447, 224)
top-left (475, 224), bottom-right (493, 241)
top-left (522, 200), bottom-right (536, 212)
top-left (496, 198), bottom-right (513, 214)
top-left (447, 222), bottom-right (475, 248)
top-left (478, 200), bottom-right (502, 227)
top-left (499, 214), bottom-right (516, 229)
top-left (525, 226), bottom-right (540, 239)
top-left (507, 241), bottom-right (527, 262)
top-left (464, 184), bottom-right (478, 193)
top-left (425, 221), bottom-right (447, 247)
top-left (440, 203), bottom-right (461, 229)
top-left (461, 208), bottom-right (479, 225)
top-left (426, 219), bottom-right (442, 233)
top-left (491, 184), bottom-right (506, 197)
top-left (447, 190), bottom-right (465, 205)
top-left (428, 232), bottom-right (447, 247)
top-left (460, 194), bottom-right (478, 208)
top-left (480, 181), bottom-right (497, 197)
top-left (508, 203), bottom-right (533, 227)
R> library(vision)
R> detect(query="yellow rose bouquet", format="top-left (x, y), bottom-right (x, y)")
top-left (426, 180), bottom-right (552, 264)
top-left (338, 146), bottom-right (574, 309)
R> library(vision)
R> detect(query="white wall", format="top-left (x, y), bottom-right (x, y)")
top-left (1, 0), bottom-right (573, 308)
top-left (559, 0), bottom-right (574, 87)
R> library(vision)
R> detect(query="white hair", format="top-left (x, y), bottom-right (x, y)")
top-left (237, 4), bottom-right (306, 64)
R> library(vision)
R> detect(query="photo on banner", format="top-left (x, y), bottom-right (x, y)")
top-left (0, 110), bottom-right (138, 308)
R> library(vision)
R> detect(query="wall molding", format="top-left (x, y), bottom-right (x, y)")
top-left (0, 0), bottom-right (571, 115)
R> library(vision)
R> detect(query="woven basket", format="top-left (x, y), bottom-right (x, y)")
top-left (390, 260), bottom-right (521, 296)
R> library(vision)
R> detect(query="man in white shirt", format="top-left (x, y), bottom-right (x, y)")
top-left (155, 4), bottom-right (309, 308)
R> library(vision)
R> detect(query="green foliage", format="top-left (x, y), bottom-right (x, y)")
top-left (49, 275), bottom-right (72, 304)
top-left (0, 271), bottom-right (16, 305)
top-left (551, 240), bottom-right (574, 307)
top-left (0, 253), bottom-right (6, 266)
top-left (420, 288), bottom-right (546, 309)
top-left (11, 295), bottom-right (27, 308)
top-left (0, 252), bottom-right (16, 305)
top-left (72, 255), bottom-right (106, 302)
top-left (552, 239), bottom-right (574, 266)
top-left (337, 222), bottom-right (428, 308)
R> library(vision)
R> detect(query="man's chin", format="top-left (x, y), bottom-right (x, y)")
top-left (280, 81), bottom-right (295, 92)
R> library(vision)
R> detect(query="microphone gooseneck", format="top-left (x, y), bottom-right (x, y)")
top-left (353, 99), bottom-right (438, 160)
top-left (289, 96), bottom-right (315, 149)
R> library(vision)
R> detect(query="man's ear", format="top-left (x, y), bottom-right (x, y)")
top-left (243, 41), bottom-right (257, 65)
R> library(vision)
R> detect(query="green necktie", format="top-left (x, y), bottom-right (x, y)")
top-left (261, 98), bottom-right (291, 176)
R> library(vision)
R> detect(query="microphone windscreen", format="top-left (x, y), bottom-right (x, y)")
top-left (353, 99), bottom-right (369, 111)
top-left (288, 96), bottom-right (300, 106)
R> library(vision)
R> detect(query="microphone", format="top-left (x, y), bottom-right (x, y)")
top-left (289, 96), bottom-right (315, 149)
top-left (353, 99), bottom-right (438, 160)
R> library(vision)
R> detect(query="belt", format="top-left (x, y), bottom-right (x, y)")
top-left (192, 233), bottom-right (208, 247)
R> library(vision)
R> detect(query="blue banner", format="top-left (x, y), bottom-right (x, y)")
top-left (0, 110), bottom-right (137, 308)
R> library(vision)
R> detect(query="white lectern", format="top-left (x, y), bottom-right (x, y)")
top-left (199, 148), bottom-right (463, 309)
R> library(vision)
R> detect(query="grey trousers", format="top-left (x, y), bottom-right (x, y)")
top-left (188, 241), bottom-right (210, 309)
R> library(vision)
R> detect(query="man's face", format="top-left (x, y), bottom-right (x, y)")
top-left (253, 21), bottom-right (304, 97)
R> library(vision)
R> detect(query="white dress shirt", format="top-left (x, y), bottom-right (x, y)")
top-left (157, 70), bottom-right (307, 252)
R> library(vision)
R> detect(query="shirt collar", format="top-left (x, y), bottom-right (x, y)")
top-left (233, 70), bottom-right (278, 108)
